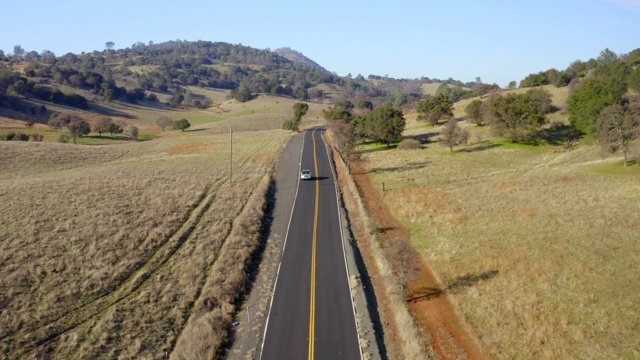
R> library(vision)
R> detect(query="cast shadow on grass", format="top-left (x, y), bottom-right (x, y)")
top-left (85, 135), bottom-right (133, 141)
top-left (359, 144), bottom-right (398, 154)
top-left (410, 131), bottom-right (440, 144)
top-left (460, 141), bottom-right (503, 153)
top-left (86, 134), bottom-right (158, 142)
top-left (89, 103), bottom-right (136, 119)
top-left (366, 161), bottom-right (430, 174)
top-left (538, 125), bottom-right (582, 147)
top-left (408, 269), bottom-right (499, 302)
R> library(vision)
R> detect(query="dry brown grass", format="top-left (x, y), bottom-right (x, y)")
top-left (359, 104), bottom-right (640, 358)
top-left (0, 128), bottom-right (290, 359)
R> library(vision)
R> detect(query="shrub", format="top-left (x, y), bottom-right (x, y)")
top-left (57, 134), bottom-right (70, 143)
top-left (173, 118), bottom-right (191, 132)
top-left (397, 139), bottom-right (422, 150)
top-left (125, 125), bottom-right (139, 140)
top-left (3, 132), bottom-right (28, 141)
top-left (282, 119), bottom-right (298, 131)
top-left (12, 132), bottom-right (29, 141)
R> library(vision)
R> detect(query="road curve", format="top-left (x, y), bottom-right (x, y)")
top-left (260, 128), bottom-right (361, 360)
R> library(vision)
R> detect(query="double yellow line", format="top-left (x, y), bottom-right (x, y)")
top-left (308, 129), bottom-right (320, 360)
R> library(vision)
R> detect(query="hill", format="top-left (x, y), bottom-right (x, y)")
top-left (274, 47), bottom-right (329, 73)
top-left (0, 40), bottom-right (483, 131)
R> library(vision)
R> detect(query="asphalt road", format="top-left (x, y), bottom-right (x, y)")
top-left (260, 128), bottom-right (361, 360)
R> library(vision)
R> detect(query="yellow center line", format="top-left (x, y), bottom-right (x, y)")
top-left (308, 129), bottom-right (320, 360)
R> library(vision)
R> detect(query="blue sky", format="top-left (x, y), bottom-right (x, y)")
top-left (1, 0), bottom-right (639, 87)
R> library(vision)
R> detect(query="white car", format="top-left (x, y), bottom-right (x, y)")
top-left (300, 169), bottom-right (311, 180)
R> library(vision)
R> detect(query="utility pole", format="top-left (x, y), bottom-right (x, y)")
top-left (229, 126), bottom-right (233, 187)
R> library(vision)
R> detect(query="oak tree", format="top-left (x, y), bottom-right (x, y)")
top-left (67, 118), bottom-right (90, 144)
top-left (126, 125), bottom-right (139, 140)
top-left (108, 122), bottom-right (123, 136)
top-left (487, 93), bottom-right (546, 142)
top-left (439, 118), bottom-right (470, 152)
top-left (386, 238), bottom-right (420, 297)
top-left (596, 103), bottom-right (640, 166)
top-left (465, 99), bottom-right (485, 126)
top-left (568, 78), bottom-right (622, 136)
top-left (369, 106), bottom-right (406, 147)
top-left (94, 117), bottom-right (113, 136)
top-left (173, 118), bottom-right (191, 132)
top-left (155, 116), bottom-right (173, 132)
top-left (416, 93), bottom-right (453, 125)
top-left (329, 120), bottom-right (356, 171)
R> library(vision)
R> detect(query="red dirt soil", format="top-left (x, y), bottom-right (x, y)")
top-left (347, 157), bottom-right (489, 360)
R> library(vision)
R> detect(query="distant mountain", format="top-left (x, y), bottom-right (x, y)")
top-left (274, 47), bottom-right (329, 73)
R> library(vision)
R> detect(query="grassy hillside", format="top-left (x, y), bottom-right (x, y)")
top-left (420, 82), bottom-right (444, 96)
top-left (0, 91), bottom-right (324, 358)
top-left (356, 86), bottom-right (640, 358)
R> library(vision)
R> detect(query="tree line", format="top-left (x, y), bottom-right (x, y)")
top-left (465, 48), bottom-right (640, 165)
top-left (324, 100), bottom-right (406, 165)
top-left (1, 40), bottom-right (492, 112)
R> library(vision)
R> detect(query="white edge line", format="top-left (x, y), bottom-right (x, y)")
top-left (321, 128), bottom-right (364, 360)
top-left (259, 130), bottom-right (307, 360)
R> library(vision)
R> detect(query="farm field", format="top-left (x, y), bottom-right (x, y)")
top-left (358, 107), bottom-right (640, 358)
top-left (0, 94), bottom-right (310, 358)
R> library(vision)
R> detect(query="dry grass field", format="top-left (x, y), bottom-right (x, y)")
top-left (0, 93), bottom-right (300, 358)
top-left (420, 83), bottom-right (445, 96)
top-left (359, 97), bottom-right (640, 358)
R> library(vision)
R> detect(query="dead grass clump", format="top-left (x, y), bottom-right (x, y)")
top-left (171, 171), bottom-right (274, 358)
top-left (397, 138), bottom-right (422, 150)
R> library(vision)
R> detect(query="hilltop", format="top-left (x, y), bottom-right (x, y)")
top-left (274, 47), bottom-right (329, 73)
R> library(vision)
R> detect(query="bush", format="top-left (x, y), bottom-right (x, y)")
top-left (3, 132), bottom-right (16, 141)
top-left (397, 138), bottom-right (422, 150)
top-left (146, 93), bottom-right (158, 102)
top-left (282, 119), bottom-right (298, 131)
top-left (31, 134), bottom-right (44, 142)
top-left (12, 132), bottom-right (29, 141)
top-left (2, 132), bottom-right (29, 141)
top-left (125, 125), bottom-right (139, 140)
top-left (57, 134), bottom-right (70, 143)
top-left (173, 118), bottom-right (191, 132)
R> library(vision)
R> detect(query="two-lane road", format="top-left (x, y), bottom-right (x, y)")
top-left (261, 128), bottom-right (361, 360)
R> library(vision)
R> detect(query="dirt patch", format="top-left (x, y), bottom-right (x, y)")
top-left (349, 160), bottom-right (489, 360)
top-left (165, 141), bottom-right (208, 154)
